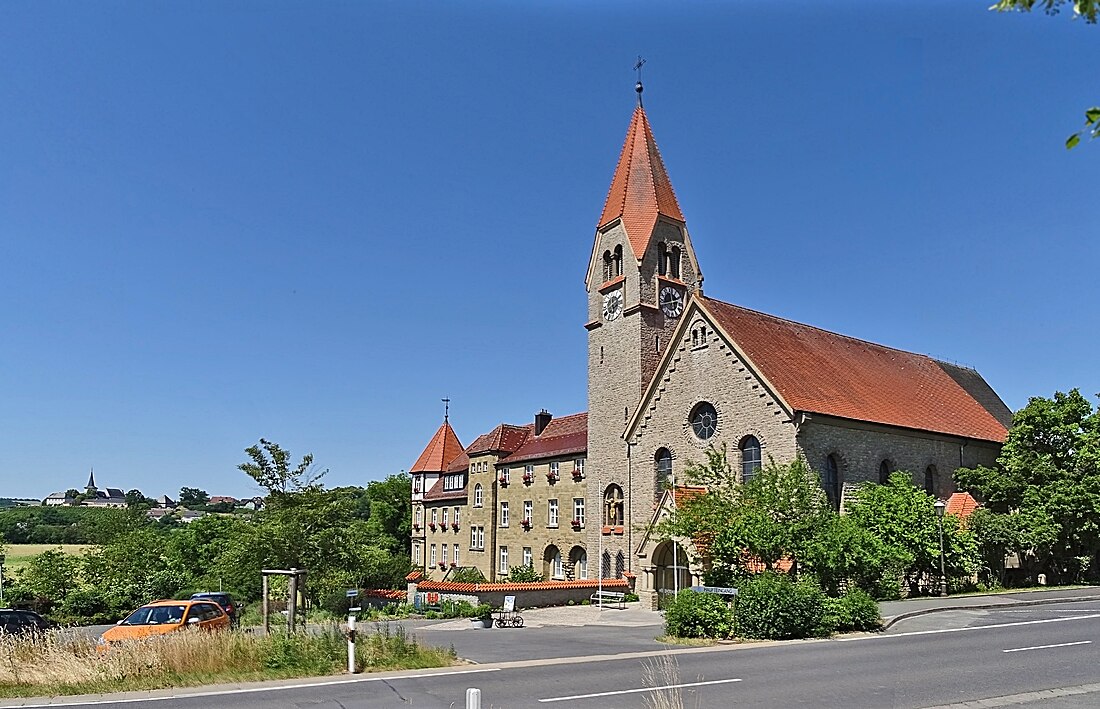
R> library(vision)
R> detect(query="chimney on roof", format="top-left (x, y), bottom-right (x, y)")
top-left (534, 409), bottom-right (553, 436)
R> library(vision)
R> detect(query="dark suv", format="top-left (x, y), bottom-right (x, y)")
top-left (190, 593), bottom-right (240, 627)
top-left (0, 609), bottom-right (54, 636)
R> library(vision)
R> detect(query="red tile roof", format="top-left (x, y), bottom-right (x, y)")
top-left (598, 106), bottom-right (685, 260)
top-left (410, 420), bottom-right (465, 473)
top-left (415, 578), bottom-right (630, 593)
top-left (467, 423), bottom-right (531, 456)
top-left (363, 589), bottom-right (406, 601)
top-left (446, 450), bottom-right (471, 473)
top-left (672, 486), bottom-right (707, 507)
top-left (946, 492), bottom-right (980, 520)
top-left (503, 412), bottom-right (588, 464)
top-left (422, 476), bottom-right (467, 502)
top-left (406, 570), bottom-right (423, 582)
top-left (701, 297), bottom-right (1008, 443)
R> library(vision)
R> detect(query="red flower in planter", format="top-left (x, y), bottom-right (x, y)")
top-left (498, 476), bottom-right (508, 486)
top-left (522, 473), bottom-right (534, 485)
top-left (572, 469), bottom-right (583, 480)
top-left (451, 522), bottom-right (459, 530)
top-left (546, 472), bottom-right (559, 483)
top-left (571, 519), bottom-right (583, 528)
top-left (521, 518), bottom-right (532, 529)
top-left (428, 522), bottom-right (437, 531)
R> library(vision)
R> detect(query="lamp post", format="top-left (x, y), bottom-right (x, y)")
top-left (933, 499), bottom-right (947, 597)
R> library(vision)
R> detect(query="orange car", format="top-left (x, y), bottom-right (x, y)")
top-left (99, 599), bottom-right (230, 646)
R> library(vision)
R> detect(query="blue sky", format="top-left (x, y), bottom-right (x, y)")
top-left (1, 1), bottom-right (1096, 500)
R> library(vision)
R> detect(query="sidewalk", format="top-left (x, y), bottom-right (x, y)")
top-left (878, 585), bottom-right (1100, 628)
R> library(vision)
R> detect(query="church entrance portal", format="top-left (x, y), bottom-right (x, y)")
top-left (652, 540), bottom-right (692, 610)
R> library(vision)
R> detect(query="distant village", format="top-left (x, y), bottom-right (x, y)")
top-left (37, 470), bottom-right (262, 523)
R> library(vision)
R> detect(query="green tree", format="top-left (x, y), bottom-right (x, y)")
top-left (18, 548), bottom-right (81, 611)
top-left (239, 439), bottom-right (327, 496)
top-left (125, 489), bottom-right (150, 509)
top-left (991, 0), bottom-right (1098, 148)
top-left (179, 487), bottom-right (210, 508)
top-left (956, 389), bottom-right (1100, 582)
top-left (363, 474), bottom-right (412, 554)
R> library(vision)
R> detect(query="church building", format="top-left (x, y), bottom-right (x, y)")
top-left (409, 87), bottom-right (1010, 608)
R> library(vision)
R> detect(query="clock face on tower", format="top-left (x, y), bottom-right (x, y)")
top-left (602, 289), bottom-right (624, 321)
top-left (659, 286), bottom-right (684, 319)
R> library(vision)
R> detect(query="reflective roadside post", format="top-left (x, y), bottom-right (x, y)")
top-left (934, 499), bottom-right (947, 597)
top-left (346, 589), bottom-right (359, 674)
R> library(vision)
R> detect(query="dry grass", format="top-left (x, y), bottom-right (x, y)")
top-left (3, 544), bottom-right (94, 572)
top-left (0, 624), bottom-right (456, 698)
top-left (641, 655), bottom-right (688, 709)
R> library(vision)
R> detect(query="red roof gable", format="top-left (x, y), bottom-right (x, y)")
top-left (598, 106), bottom-right (685, 260)
top-left (946, 492), bottom-right (980, 520)
top-left (467, 423), bottom-right (531, 457)
top-left (410, 420), bottom-right (465, 473)
top-left (701, 296), bottom-right (1008, 444)
top-left (503, 412), bottom-right (588, 464)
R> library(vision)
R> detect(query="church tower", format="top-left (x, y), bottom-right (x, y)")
top-left (586, 87), bottom-right (703, 577)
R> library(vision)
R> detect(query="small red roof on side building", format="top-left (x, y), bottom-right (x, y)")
top-left (946, 492), bottom-right (980, 520)
top-left (466, 423), bottom-right (531, 457)
top-left (598, 106), bottom-right (685, 261)
top-left (410, 420), bottom-right (465, 473)
top-left (700, 296), bottom-right (1008, 444)
top-left (503, 412), bottom-right (588, 464)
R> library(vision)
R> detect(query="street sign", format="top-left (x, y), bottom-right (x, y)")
top-left (346, 589), bottom-right (359, 598)
top-left (690, 585), bottom-right (738, 596)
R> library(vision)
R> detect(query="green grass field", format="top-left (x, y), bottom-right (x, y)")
top-left (3, 544), bottom-right (95, 573)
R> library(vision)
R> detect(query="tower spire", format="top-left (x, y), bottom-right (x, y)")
top-left (86, 468), bottom-right (96, 491)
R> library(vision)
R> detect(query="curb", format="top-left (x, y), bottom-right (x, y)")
top-left (882, 593), bottom-right (1100, 630)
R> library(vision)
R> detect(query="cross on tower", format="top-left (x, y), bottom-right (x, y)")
top-left (634, 56), bottom-right (646, 106)
top-left (442, 397), bottom-right (450, 422)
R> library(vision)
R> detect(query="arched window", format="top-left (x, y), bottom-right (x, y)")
top-left (655, 448), bottom-right (672, 497)
top-left (601, 550), bottom-right (611, 579)
top-left (690, 402), bottom-right (718, 440)
top-left (740, 436), bottom-right (761, 483)
top-left (878, 460), bottom-right (892, 484)
top-left (544, 545), bottom-right (563, 580)
top-left (571, 547), bottom-right (588, 580)
top-left (670, 245), bottom-right (681, 278)
top-left (657, 241), bottom-right (668, 276)
top-left (824, 455), bottom-right (841, 510)
top-left (604, 484), bottom-right (624, 526)
top-left (602, 250), bottom-right (613, 282)
top-left (615, 551), bottom-right (626, 578)
top-left (613, 245), bottom-right (623, 277)
top-left (925, 465), bottom-right (937, 495)
top-left (473, 483), bottom-right (483, 507)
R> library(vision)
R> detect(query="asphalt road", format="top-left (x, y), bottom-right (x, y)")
top-left (15, 600), bottom-right (1100, 708)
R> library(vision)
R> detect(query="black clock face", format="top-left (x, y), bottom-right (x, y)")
top-left (659, 286), bottom-right (683, 318)
top-left (602, 290), bottom-right (623, 321)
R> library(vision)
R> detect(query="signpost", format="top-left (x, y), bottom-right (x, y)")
top-left (690, 585), bottom-right (738, 596)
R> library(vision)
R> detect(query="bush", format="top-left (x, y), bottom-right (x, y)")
top-left (623, 592), bottom-right (639, 602)
top-left (507, 565), bottom-right (543, 583)
top-left (449, 567), bottom-right (486, 583)
top-left (838, 588), bottom-right (881, 632)
top-left (663, 589), bottom-right (734, 639)
top-left (734, 573), bottom-right (826, 640)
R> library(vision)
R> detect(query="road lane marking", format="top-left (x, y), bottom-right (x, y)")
top-left (920, 681), bottom-right (1100, 708)
top-left (1003, 640), bottom-right (1092, 653)
top-left (539, 677), bottom-right (742, 702)
top-left (16, 668), bottom-right (502, 707)
top-left (838, 611), bottom-right (1100, 641)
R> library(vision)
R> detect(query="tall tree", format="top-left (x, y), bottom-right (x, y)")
top-left (179, 487), bottom-right (210, 507)
top-left (238, 439), bottom-right (326, 495)
top-left (956, 389), bottom-right (1100, 582)
top-left (991, 0), bottom-right (1099, 148)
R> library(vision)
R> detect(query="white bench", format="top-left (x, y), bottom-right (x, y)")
top-left (590, 590), bottom-right (626, 609)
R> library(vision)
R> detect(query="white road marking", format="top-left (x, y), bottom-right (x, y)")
top-left (838, 611), bottom-right (1100, 641)
top-left (1003, 640), bottom-right (1092, 653)
top-left (539, 677), bottom-right (742, 703)
top-left (15, 668), bottom-right (501, 707)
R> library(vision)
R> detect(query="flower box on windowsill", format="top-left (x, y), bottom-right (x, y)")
top-left (428, 523), bottom-right (437, 531)
top-left (521, 519), bottom-right (532, 530)
top-left (601, 525), bottom-right (625, 535)
top-left (437, 562), bottom-right (446, 569)
top-left (571, 519), bottom-right (583, 529)
top-left (451, 522), bottom-right (459, 531)
top-left (522, 474), bottom-right (534, 485)
top-left (498, 476), bottom-right (508, 486)
top-left (449, 562), bottom-right (457, 568)
top-left (572, 470), bottom-right (583, 480)
top-left (546, 472), bottom-right (559, 483)
top-left (413, 523), bottom-right (421, 531)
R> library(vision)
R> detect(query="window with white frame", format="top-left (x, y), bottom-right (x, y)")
top-left (523, 500), bottom-right (532, 524)
top-left (474, 483), bottom-right (483, 507)
top-left (453, 544), bottom-right (460, 566)
top-left (413, 475), bottom-right (422, 493)
top-left (548, 499), bottom-right (559, 527)
top-left (476, 526), bottom-right (484, 550)
top-left (550, 461), bottom-right (560, 477)
top-left (453, 507), bottom-right (460, 525)
top-left (575, 458), bottom-right (586, 474)
top-left (430, 544), bottom-right (436, 566)
top-left (470, 527), bottom-right (477, 548)
top-left (552, 549), bottom-right (563, 579)
top-left (525, 464), bottom-right (534, 477)
top-left (413, 544), bottom-right (421, 564)
top-left (573, 497), bottom-right (585, 525)
top-left (443, 473), bottom-right (464, 491)
top-left (442, 508), bottom-right (449, 525)
top-left (416, 507), bottom-right (422, 525)
top-left (501, 467), bottom-right (510, 483)
top-left (499, 546), bottom-right (508, 574)
top-left (500, 502), bottom-right (509, 527)
top-left (431, 508), bottom-right (437, 524)
top-left (441, 544), bottom-right (448, 565)
top-left (523, 547), bottom-right (532, 568)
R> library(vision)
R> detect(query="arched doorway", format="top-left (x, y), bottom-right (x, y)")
top-left (543, 545), bottom-right (563, 580)
top-left (653, 540), bottom-right (692, 610)
top-left (569, 546), bottom-right (587, 580)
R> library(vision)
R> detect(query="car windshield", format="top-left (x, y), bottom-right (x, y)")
top-left (193, 594), bottom-right (229, 605)
top-left (121, 605), bottom-right (187, 625)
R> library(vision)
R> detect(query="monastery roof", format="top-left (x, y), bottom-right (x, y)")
top-left (410, 420), bottom-right (465, 473)
top-left (598, 105), bottom-right (685, 260)
top-left (700, 296), bottom-right (1009, 444)
top-left (466, 423), bottom-right (531, 457)
top-left (446, 449), bottom-right (471, 473)
top-left (946, 491), bottom-right (981, 520)
top-left (502, 412), bottom-right (588, 464)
